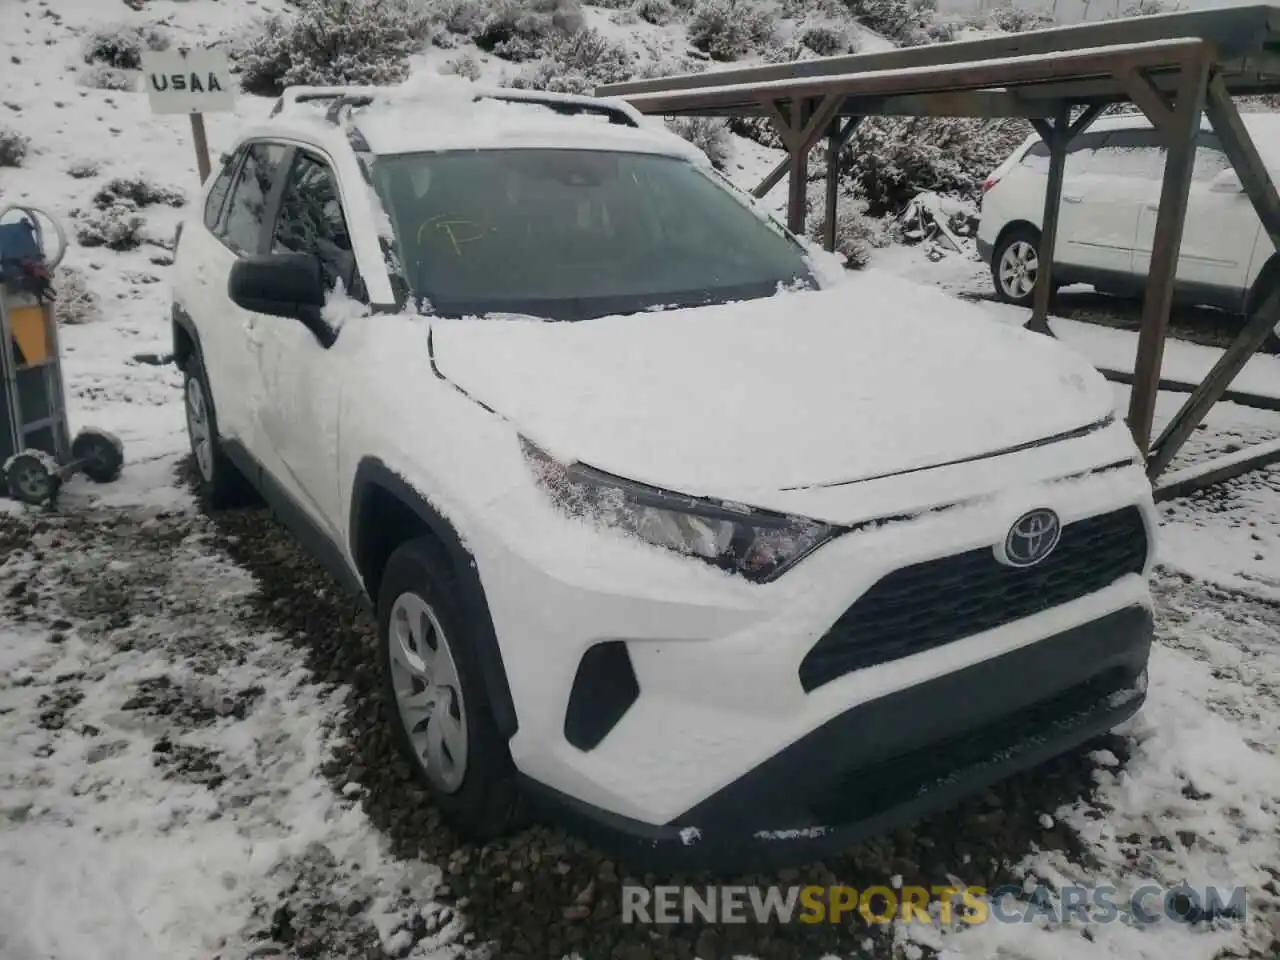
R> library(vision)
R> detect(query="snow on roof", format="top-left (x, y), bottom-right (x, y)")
top-left (275, 76), bottom-right (704, 161)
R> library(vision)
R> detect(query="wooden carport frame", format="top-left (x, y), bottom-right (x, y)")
top-left (597, 6), bottom-right (1280, 501)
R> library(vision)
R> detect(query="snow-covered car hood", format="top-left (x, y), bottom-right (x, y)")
top-left (428, 269), bottom-right (1117, 501)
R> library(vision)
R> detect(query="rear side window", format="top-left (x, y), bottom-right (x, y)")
top-left (221, 142), bottom-right (287, 255)
top-left (203, 155), bottom-right (236, 232)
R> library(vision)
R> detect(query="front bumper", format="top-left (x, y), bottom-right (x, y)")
top-left (977, 236), bottom-right (994, 265)
top-left (523, 605), bottom-right (1152, 873)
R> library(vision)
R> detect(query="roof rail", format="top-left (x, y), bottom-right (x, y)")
top-left (269, 85), bottom-right (386, 117)
top-left (478, 89), bottom-right (642, 127)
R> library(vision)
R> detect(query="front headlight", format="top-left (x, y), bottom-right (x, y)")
top-left (521, 439), bottom-right (836, 583)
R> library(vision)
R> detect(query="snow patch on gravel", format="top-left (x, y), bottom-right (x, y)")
top-left (0, 514), bottom-right (466, 960)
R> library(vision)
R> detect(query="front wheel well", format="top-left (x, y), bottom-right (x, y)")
top-left (172, 308), bottom-right (197, 371)
top-left (352, 484), bottom-right (442, 602)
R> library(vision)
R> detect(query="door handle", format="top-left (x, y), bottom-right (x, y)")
top-left (1145, 203), bottom-right (1159, 211)
top-left (1062, 195), bottom-right (1083, 203)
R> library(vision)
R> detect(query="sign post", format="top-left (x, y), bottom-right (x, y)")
top-left (139, 47), bottom-right (236, 184)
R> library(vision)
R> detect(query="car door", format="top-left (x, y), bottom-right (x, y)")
top-left (251, 147), bottom-right (363, 537)
top-left (179, 142), bottom-right (288, 449)
top-left (1055, 129), bottom-right (1144, 275)
top-left (195, 140), bottom-right (289, 453)
top-left (1131, 128), bottom-right (1261, 302)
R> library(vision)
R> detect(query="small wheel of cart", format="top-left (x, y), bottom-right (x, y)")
top-left (3, 450), bottom-right (60, 506)
top-left (72, 428), bottom-right (124, 483)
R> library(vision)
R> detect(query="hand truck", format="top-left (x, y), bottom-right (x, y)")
top-left (1, 204), bottom-right (124, 506)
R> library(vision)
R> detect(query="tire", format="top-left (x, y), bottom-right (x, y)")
top-left (72, 428), bottom-right (124, 484)
top-left (377, 536), bottom-right (520, 840)
top-left (991, 226), bottom-right (1043, 307)
top-left (183, 353), bottom-right (256, 508)
top-left (1243, 257), bottom-right (1280, 354)
top-left (4, 452), bottom-right (59, 506)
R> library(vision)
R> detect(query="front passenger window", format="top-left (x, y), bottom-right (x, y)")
top-left (222, 142), bottom-right (287, 255)
top-left (272, 153), bottom-right (360, 297)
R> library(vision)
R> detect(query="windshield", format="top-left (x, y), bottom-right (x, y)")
top-left (371, 149), bottom-right (815, 321)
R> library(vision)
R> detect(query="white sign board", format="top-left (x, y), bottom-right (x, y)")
top-left (140, 48), bottom-right (236, 115)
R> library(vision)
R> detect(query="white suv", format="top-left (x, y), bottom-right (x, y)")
top-left (171, 79), bottom-right (1158, 871)
top-left (979, 110), bottom-right (1280, 345)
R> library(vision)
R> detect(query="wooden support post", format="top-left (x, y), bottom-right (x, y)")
top-left (763, 94), bottom-right (846, 236)
top-left (788, 125), bottom-right (809, 235)
top-left (1126, 53), bottom-right (1210, 458)
top-left (190, 113), bottom-right (212, 184)
top-left (1026, 103), bottom-right (1102, 336)
top-left (822, 116), bottom-right (862, 253)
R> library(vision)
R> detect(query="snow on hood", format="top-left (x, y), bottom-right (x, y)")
top-left (429, 270), bottom-right (1116, 501)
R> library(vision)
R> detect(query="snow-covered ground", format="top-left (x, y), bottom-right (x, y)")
top-left (2, 1), bottom-right (1279, 958)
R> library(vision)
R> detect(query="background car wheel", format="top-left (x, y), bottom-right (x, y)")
top-left (992, 227), bottom-right (1043, 307)
top-left (183, 355), bottom-right (256, 508)
top-left (378, 536), bottom-right (520, 841)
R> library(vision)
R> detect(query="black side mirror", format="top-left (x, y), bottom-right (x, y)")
top-left (228, 253), bottom-right (336, 347)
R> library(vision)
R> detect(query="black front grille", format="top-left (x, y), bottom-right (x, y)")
top-left (798, 506), bottom-right (1149, 692)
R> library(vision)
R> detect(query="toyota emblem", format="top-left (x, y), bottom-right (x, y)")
top-left (998, 508), bottom-right (1062, 568)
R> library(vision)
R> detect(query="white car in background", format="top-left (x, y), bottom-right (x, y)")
top-left (977, 110), bottom-right (1280, 345)
top-left (169, 79), bottom-right (1158, 872)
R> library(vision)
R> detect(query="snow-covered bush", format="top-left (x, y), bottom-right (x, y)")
top-left (80, 65), bottom-right (136, 91)
top-left (441, 53), bottom-right (482, 80)
top-left (989, 6), bottom-right (1054, 32)
top-left (81, 23), bottom-right (169, 70)
top-left (666, 116), bottom-right (732, 169)
top-left (473, 0), bottom-right (562, 61)
top-left (798, 21), bottom-right (853, 55)
top-left (1112, 0), bottom-right (1167, 17)
top-left (51, 267), bottom-right (101, 326)
top-left (508, 27), bottom-right (634, 92)
top-left (67, 159), bottom-right (100, 180)
top-left (809, 197), bottom-right (888, 269)
top-left (842, 115), bottom-right (1029, 215)
top-left (428, 0), bottom-right (488, 35)
top-left (94, 177), bottom-right (185, 209)
top-left (688, 0), bottom-right (777, 61)
top-left (634, 0), bottom-right (677, 24)
top-left (0, 128), bottom-right (29, 167)
top-left (76, 201), bottom-right (145, 252)
top-left (236, 0), bottom-right (431, 96)
top-left (842, 0), bottom-right (935, 43)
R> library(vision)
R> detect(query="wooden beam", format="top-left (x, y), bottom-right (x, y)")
top-left (1127, 51), bottom-right (1210, 457)
top-left (1204, 71), bottom-right (1280, 248)
top-left (1120, 67), bottom-right (1174, 135)
top-left (1097, 366), bottom-right (1280, 412)
top-left (752, 155), bottom-right (791, 200)
top-left (1153, 438), bottom-right (1280, 502)
top-left (617, 39), bottom-right (1211, 117)
top-left (1147, 282), bottom-right (1280, 477)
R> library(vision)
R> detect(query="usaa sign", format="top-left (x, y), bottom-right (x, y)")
top-left (140, 48), bottom-right (236, 115)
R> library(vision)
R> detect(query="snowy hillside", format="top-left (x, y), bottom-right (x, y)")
top-left (2, 2), bottom-right (1280, 960)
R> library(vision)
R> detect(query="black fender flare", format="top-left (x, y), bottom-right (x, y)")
top-left (171, 302), bottom-right (201, 369)
top-left (350, 457), bottom-right (519, 740)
